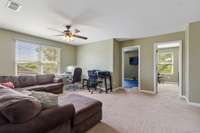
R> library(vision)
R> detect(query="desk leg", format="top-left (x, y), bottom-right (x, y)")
top-left (104, 78), bottom-right (108, 93)
top-left (110, 76), bottom-right (112, 92)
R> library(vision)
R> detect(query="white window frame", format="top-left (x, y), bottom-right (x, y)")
top-left (157, 52), bottom-right (174, 75)
top-left (15, 40), bottom-right (61, 75)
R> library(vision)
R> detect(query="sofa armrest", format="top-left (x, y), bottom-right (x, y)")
top-left (37, 104), bottom-right (75, 126)
top-left (0, 104), bottom-right (75, 133)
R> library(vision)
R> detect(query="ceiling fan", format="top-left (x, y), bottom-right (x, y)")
top-left (50, 25), bottom-right (88, 41)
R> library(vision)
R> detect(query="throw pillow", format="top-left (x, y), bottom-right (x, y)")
top-left (0, 82), bottom-right (15, 89)
top-left (0, 85), bottom-right (7, 89)
top-left (29, 91), bottom-right (58, 109)
top-left (0, 88), bottom-right (42, 124)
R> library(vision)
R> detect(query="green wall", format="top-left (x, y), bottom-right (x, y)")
top-left (186, 21), bottom-right (200, 103)
top-left (76, 39), bottom-right (121, 88)
top-left (113, 39), bottom-right (120, 88)
top-left (77, 39), bottom-right (114, 74)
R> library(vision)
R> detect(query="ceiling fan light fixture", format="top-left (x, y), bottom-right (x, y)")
top-left (50, 25), bottom-right (88, 42)
top-left (65, 35), bottom-right (74, 42)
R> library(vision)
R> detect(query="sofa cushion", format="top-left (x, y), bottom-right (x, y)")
top-left (0, 88), bottom-right (42, 124)
top-left (37, 74), bottom-right (55, 85)
top-left (29, 91), bottom-right (58, 109)
top-left (15, 83), bottom-right (63, 94)
top-left (0, 76), bottom-right (21, 88)
top-left (19, 75), bottom-right (37, 87)
top-left (15, 85), bottom-right (45, 92)
top-left (59, 94), bottom-right (102, 125)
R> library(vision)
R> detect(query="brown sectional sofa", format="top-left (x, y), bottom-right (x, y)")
top-left (0, 88), bottom-right (75, 133)
top-left (0, 79), bottom-right (102, 133)
top-left (0, 74), bottom-right (63, 94)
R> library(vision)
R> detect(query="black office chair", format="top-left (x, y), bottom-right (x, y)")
top-left (64, 67), bottom-right (82, 90)
top-left (72, 67), bottom-right (82, 83)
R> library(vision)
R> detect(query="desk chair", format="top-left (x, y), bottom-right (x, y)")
top-left (64, 67), bottom-right (82, 90)
top-left (87, 70), bottom-right (103, 94)
top-left (72, 67), bottom-right (82, 83)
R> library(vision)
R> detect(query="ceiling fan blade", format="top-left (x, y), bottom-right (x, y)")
top-left (74, 29), bottom-right (80, 33)
top-left (53, 34), bottom-right (64, 36)
top-left (48, 28), bottom-right (64, 33)
top-left (73, 34), bottom-right (88, 40)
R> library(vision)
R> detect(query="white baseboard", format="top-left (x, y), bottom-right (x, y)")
top-left (182, 96), bottom-right (200, 107)
top-left (187, 102), bottom-right (200, 107)
top-left (187, 99), bottom-right (200, 107)
top-left (114, 87), bottom-right (124, 91)
top-left (180, 95), bottom-right (187, 100)
top-left (139, 89), bottom-right (156, 94)
top-left (159, 82), bottom-right (178, 84)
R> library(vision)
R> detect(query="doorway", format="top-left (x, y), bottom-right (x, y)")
top-left (122, 46), bottom-right (140, 90)
top-left (154, 41), bottom-right (182, 96)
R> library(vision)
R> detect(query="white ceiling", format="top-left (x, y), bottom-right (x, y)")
top-left (0, 0), bottom-right (200, 45)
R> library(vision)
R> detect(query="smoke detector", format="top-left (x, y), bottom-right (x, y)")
top-left (7, 0), bottom-right (22, 12)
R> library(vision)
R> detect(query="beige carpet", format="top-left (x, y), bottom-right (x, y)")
top-left (65, 84), bottom-right (200, 133)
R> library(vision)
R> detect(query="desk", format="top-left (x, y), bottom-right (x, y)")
top-left (97, 71), bottom-right (112, 93)
top-left (83, 70), bottom-right (112, 93)
top-left (56, 73), bottom-right (73, 85)
top-left (82, 78), bottom-right (88, 89)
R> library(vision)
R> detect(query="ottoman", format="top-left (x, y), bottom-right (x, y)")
top-left (60, 94), bottom-right (102, 133)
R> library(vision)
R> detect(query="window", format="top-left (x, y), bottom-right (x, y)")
top-left (157, 52), bottom-right (173, 74)
top-left (16, 40), bottom-right (60, 75)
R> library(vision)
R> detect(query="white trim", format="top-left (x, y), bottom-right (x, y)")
top-left (179, 41), bottom-right (183, 97)
top-left (153, 44), bottom-right (158, 94)
top-left (122, 45), bottom-right (141, 90)
top-left (14, 40), bottom-right (17, 76)
top-left (187, 101), bottom-right (200, 107)
top-left (161, 81), bottom-right (177, 84)
top-left (139, 89), bottom-right (156, 94)
top-left (180, 95), bottom-right (187, 100)
top-left (183, 96), bottom-right (200, 107)
top-left (172, 91), bottom-right (200, 108)
top-left (185, 30), bottom-right (190, 100)
top-left (153, 40), bottom-right (183, 96)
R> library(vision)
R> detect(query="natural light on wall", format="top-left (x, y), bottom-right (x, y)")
top-left (15, 40), bottom-right (60, 75)
top-left (157, 52), bottom-right (174, 75)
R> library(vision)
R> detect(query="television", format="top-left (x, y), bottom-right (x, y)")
top-left (129, 56), bottom-right (138, 65)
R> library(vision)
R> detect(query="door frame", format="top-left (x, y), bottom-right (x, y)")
top-left (153, 40), bottom-right (183, 96)
top-left (122, 45), bottom-right (141, 90)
